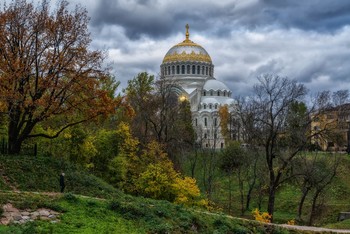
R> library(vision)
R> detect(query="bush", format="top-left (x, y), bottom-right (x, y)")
top-left (64, 193), bottom-right (79, 202)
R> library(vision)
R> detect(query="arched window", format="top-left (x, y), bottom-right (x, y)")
top-left (214, 118), bottom-right (217, 126)
top-left (195, 118), bottom-right (198, 126)
top-left (206, 67), bottom-right (208, 75)
top-left (217, 91), bottom-right (220, 96)
top-left (172, 66), bottom-right (175, 74)
top-left (215, 104), bottom-right (218, 109)
top-left (204, 118), bottom-right (207, 127)
top-left (187, 65), bottom-right (190, 74)
top-left (181, 65), bottom-right (185, 74)
top-left (210, 91), bottom-right (213, 96)
top-left (168, 66), bottom-right (170, 75)
top-left (203, 91), bottom-right (206, 96)
top-left (204, 104), bottom-right (206, 109)
top-left (204, 133), bottom-right (207, 139)
top-left (223, 91), bottom-right (226, 96)
top-left (192, 65), bottom-right (196, 74)
top-left (176, 65), bottom-right (180, 74)
top-left (197, 65), bottom-right (200, 74)
top-left (209, 104), bottom-right (212, 109)
top-left (209, 67), bottom-right (212, 76)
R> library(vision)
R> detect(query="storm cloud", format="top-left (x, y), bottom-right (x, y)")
top-left (30, 0), bottom-right (350, 96)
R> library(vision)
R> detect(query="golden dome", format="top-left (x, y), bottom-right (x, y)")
top-left (163, 24), bottom-right (212, 63)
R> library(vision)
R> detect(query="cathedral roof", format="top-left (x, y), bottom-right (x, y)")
top-left (162, 24), bottom-right (212, 64)
top-left (203, 79), bottom-right (230, 91)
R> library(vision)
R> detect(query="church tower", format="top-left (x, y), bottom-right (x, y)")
top-left (160, 25), bottom-right (237, 149)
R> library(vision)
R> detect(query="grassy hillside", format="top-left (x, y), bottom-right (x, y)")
top-left (0, 154), bottom-right (297, 233)
top-left (0, 154), bottom-right (120, 198)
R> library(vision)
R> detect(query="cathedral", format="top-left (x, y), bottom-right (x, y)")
top-left (160, 25), bottom-right (237, 149)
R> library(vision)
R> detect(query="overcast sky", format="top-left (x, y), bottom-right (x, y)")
top-left (47, 0), bottom-right (350, 96)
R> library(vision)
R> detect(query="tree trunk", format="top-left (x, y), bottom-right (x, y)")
top-left (228, 174), bottom-right (232, 214)
top-left (190, 149), bottom-right (198, 178)
top-left (8, 121), bottom-right (22, 155)
top-left (246, 184), bottom-right (254, 211)
top-left (8, 137), bottom-right (22, 155)
top-left (238, 170), bottom-right (245, 215)
top-left (267, 184), bottom-right (276, 221)
top-left (308, 190), bottom-right (320, 226)
top-left (298, 187), bottom-right (310, 221)
top-left (246, 165), bottom-right (257, 211)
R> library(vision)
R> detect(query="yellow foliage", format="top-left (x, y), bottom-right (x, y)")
top-left (287, 219), bottom-right (295, 225)
top-left (172, 177), bottom-right (200, 206)
top-left (218, 105), bottom-right (230, 140)
top-left (80, 135), bottom-right (98, 168)
top-left (252, 208), bottom-right (271, 223)
top-left (63, 132), bottom-right (72, 139)
top-left (137, 163), bottom-right (175, 200)
top-left (172, 176), bottom-right (209, 208)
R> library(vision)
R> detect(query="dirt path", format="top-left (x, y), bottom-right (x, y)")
top-left (195, 210), bottom-right (350, 233)
top-left (279, 224), bottom-right (350, 233)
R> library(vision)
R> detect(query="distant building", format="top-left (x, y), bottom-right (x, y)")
top-left (311, 103), bottom-right (350, 151)
top-left (160, 25), bottom-right (238, 149)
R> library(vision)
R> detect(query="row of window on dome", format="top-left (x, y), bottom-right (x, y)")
top-left (163, 64), bottom-right (213, 76)
top-left (203, 90), bottom-right (229, 97)
top-left (202, 103), bottom-right (219, 110)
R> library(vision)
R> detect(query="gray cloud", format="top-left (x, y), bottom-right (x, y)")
top-left (90, 0), bottom-right (350, 41)
top-left (29, 0), bottom-right (350, 97)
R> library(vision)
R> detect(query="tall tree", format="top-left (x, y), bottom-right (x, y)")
top-left (124, 72), bottom-right (155, 144)
top-left (125, 73), bottom-right (194, 163)
top-left (0, 0), bottom-right (119, 154)
top-left (240, 74), bottom-right (308, 219)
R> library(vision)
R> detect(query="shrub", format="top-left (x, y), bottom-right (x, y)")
top-left (252, 208), bottom-right (272, 223)
top-left (287, 219), bottom-right (295, 225)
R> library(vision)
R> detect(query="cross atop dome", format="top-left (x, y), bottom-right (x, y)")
top-left (185, 24), bottom-right (190, 41)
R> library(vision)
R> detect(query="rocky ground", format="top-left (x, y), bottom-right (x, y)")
top-left (1, 203), bottom-right (60, 225)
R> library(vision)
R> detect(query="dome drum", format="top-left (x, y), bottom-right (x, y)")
top-left (161, 62), bottom-right (214, 78)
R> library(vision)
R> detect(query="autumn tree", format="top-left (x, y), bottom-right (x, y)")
top-left (219, 104), bottom-right (241, 142)
top-left (107, 122), bottom-right (205, 206)
top-left (0, 0), bottom-right (119, 154)
top-left (218, 105), bottom-right (230, 141)
top-left (125, 72), bottom-right (194, 164)
top-left (124, 72), bottom-right (155, 144)
top-left (239, 75), bottom-right (308, 219)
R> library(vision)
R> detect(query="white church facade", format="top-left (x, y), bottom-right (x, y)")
top-left (160, 25), bottom-right (237, 149)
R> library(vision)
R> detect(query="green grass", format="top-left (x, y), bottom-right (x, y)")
top-left (0, 154), bottom-right (120, 199)
top-left (0, 154), bottom-right (301, 233)
top-left (0, 191), bottom-right (299, 233)
top-left (0, 192), bottom-right (144, 233)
